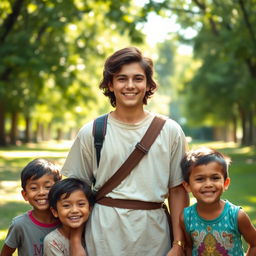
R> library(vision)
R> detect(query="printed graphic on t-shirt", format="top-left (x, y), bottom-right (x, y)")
top-left (192, 226), bottom-right (234, 255)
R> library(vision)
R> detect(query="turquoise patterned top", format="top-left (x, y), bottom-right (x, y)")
top-left (184, 200), bottom-right (244, 256)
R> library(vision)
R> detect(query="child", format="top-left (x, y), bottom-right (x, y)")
top-left (43, 178), bottom-right (94, 256)
top-left (180, 147), bottom-right (256, 256)
top-left (0, 158), bottom-right (62, 256)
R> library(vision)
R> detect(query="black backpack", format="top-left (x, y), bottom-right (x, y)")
top-left (92, 114), bottom-right (108, 167)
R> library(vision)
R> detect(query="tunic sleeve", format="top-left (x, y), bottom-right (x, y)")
top-left (168, 120), bottom-right (188, 188)
top-left (61, 122), bottom-right (94, 186)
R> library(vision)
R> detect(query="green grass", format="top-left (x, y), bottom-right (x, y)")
top-left (0, 140), bottom-right (255, 254)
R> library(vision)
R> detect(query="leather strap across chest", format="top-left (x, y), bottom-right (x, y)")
top-left (94, 115), bottom-right (173, 242)
top-left (95, 116), bottom-right (166, 204)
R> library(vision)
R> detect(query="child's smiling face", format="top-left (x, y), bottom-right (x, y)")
top-left (183, 161), bottom-right (230, 205)
top-left (21, 174), bottom-right (56, 211)
top-left (52, 189), bottom-right (90, 231)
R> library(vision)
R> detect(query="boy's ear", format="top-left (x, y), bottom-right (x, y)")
top-left (182, 181), bottom-right (191, 193)
top-left (21, 190), bottom-right (28, 201)
top-left (224, 177), bottom-right (231, 191)
top-left (50, 207), bottom-right (59, 218)
top-left (108, 82), bottom-right (114, 92)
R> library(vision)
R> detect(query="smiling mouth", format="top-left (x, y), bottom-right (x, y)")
top-left (69, 216), bottom-right (81, 222)
top-left (122, 92), bottom-right (137, 96)
top-left (201, 191), bottom-right (215, 196)
top-left (36, 199), bottom-right (48, 205)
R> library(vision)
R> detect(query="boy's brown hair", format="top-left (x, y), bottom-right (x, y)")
top-left (99, 47), bottom-right (157, 107)
top-left (181, 147), bottom-right (231, 183)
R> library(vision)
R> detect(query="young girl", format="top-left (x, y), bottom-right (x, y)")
top-left (43, 178), bottom-right (94, 256)
top-left (0, 158), bottom-right (62, 256)
top-left (180, 147), bottom-right (256, 256)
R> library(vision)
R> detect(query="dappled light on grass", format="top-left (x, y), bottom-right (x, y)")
top-left (0, 181), bottom-right (23, 202)
top-left (25, 140), bottom-right (73, 150)
top-left (247, 196), bottom-right (256, 203)
top-left (190, 141), bottom-right (237, 149)
top-left (0, 151), bottom-right (68, 158)
top-left (0, 230), bottom-right (7, 241)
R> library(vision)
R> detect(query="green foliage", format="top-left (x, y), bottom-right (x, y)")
top-left (0, 0), bottom-right (147, 144)
top-left (149, 0), bottom-right (256, 144)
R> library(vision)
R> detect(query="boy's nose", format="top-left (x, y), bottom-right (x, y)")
top-left (126, 78), bottom-right (135, 89)
top-left (71, 205), bottom-right (79, 212)
top-left (205, 179), bottom-right (213, 187)
top-left (38, 187), bottom-right (47, 195)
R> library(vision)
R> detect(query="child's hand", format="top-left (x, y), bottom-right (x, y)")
top-left (166, 245), bottom-right (185, 256)
top-left (70, 223), bottom-right (85, 240)
top-left (69, 224), bottom-right (86, 256)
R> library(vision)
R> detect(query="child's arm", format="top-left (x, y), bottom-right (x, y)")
top-left (0, 244), bottom-right (16, 256)
top-left (70, 224), bottom-right (87, 256)
top-left (167, 185), bottom-right (189, 256)
top-left (237, 209), bottom-right (256, 256)
top-left (180, 212), bottom-right (192, 256)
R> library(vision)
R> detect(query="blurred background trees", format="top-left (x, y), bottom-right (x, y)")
top-left (0, 0), bottom-right (255, 146)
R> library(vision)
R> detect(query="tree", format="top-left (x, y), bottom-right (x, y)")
top-left (141, 0), bottom-right (256, 145)
top-left (0, 0), bottom-right (145, 145)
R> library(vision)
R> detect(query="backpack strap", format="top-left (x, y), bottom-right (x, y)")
top-left (92, 114), bottom-right (108, 167)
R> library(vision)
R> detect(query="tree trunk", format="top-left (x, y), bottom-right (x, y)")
top-left (35, 121), bottom-right (40, 143)
top-left (238, 104), bottom-right (247, 146)
top-left (253, 103), bottom-right (256, 146)
top-left (0, 101), bottom-right (6, 146)
top-left (46, 122), bottom-right (52, 141)
top-left (10, 111), bottom-right (18, 145)
top-left (56, 128), bottom-right (63, 141)
top-left (248, 107), bottom-right (253, 145)
top-left (25, 115), bottom-right (31, 143)
top-left (232, 115), bottom-right (237, 143)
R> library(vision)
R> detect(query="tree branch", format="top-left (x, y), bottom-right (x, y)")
top-left (192, 0), bottom-right (219, 35)
top-left (238, 0), bottom-right (256, 46)
top-left (0, 0), bottom-right (25, 43)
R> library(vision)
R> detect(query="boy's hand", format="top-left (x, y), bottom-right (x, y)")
top-left (70, 223), bottom-right (85, 240)
top-left (70, 223), bottom-right (87, 256)
top-left (167, 245), bottom-right (185, 256)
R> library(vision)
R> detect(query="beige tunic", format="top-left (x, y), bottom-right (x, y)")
top-left (62, 112), bottom-right (187, 256)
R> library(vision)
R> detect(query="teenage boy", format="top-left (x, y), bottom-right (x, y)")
top-left (62, 47), bottom-right (189, 256)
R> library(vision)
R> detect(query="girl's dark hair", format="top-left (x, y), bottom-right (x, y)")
top-left (99, 47), bottom-right (157, 107)
top-left (21, 158), bottom-right (62, 190)
top-left (180, 147), bottom-right (231, 183)
top-left (49, 178), bottom-right (94, 210)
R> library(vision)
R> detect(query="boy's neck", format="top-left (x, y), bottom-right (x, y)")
top-left (58, 225), bottom-right (71, 239)
top-left (196, 199), bottom-right (225, 220)
top-left (31, 209), bottom-right (58, 224)
top-left (110, 108), bottom-right (149, 124)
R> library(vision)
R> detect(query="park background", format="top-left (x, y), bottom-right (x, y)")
top-left (0, 0), bottom-right (256, 254)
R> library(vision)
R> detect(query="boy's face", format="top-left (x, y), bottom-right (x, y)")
top-left (51, 189), bottom-right (90, 230)
top-left (21, 174), bottom-right (56, 211)
top-left (109, 62), bottom-right (148, 110)
top-left (183, 162), bottom-right (230, 205)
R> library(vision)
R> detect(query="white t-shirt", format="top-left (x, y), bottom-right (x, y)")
top-left (62, 112), bottom-right (187, 256)
top-left (43, 229), bottom-right (69, 256)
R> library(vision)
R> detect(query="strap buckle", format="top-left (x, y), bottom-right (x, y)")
top-left (135, 142), bottom-right (148, 154)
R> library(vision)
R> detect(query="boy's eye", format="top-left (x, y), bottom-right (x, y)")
top-left (62, 204), bottom-right (70, 208)
top-left (45, 186), bottom-right (52, 190)
top-left (212, 176), bottom-right (221, 180)
top-left (134, 77), bottom-right (143, 82)
top-left (30, 187), bottom-right (37, 191)
top-left (195, 177), bottom-right (204, 182)
top-left (78, 202), bottom-right (86, 207)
